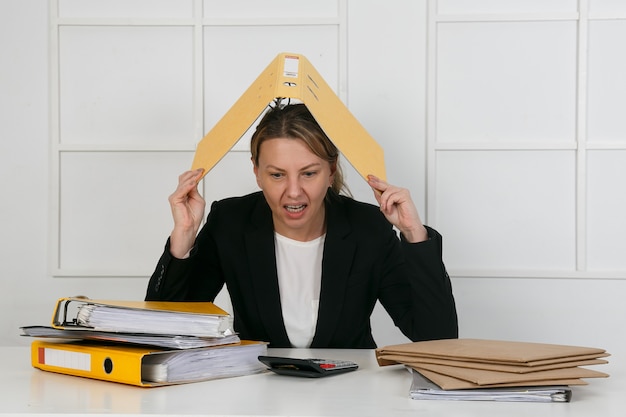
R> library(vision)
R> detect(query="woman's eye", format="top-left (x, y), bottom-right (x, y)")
top-left (270, 173), bottom-right (283, 179)
top-left (303, 171), bottom-right (317, 178)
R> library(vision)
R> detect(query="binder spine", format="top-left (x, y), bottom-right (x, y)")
top-left (31, 341), bottom-right (147, 387)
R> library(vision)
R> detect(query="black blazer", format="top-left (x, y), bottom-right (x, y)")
top-left (146, 190), bottom-right (458, 348)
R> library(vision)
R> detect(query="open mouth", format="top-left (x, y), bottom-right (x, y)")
top-left (285, 204), bottom-right (306, 213)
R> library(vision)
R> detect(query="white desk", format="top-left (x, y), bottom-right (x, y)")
top-left (0, 346), bottom-right (622, 416)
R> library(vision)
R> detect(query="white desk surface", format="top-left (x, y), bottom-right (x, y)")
top-left (0, 346), bottom-right (622, 416)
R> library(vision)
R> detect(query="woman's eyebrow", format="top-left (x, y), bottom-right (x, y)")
top-left (265, 162), bottom-right (322, 172)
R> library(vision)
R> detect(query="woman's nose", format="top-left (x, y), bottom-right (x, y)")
top-left (285, 177), bottom-right (302, 197)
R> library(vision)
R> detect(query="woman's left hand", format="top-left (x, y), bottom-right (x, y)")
top-left (367, 175), bottom-right (428, 243)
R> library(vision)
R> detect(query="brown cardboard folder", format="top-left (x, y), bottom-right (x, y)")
top-left (376, 339), bottom-right (609, 390)
top-left (380, 354), bottom-right (608, 373)
top-left (413, 368), bottom-right (587, 390)
top-left (376, 338), bottom-right (608, 367)
top-left (410, 362), bottom-right (607, 386)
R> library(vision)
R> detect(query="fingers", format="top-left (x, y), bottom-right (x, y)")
top-left (168, 169), bottom-right (206, 231)
top-left (367, 175), bottom-right (405, 212)
top-left (380, 188), bottom-right (408, 213)
top-left (367, 174), bottom-right (385, 192)
top-left (170, 169), bottom-right (204, 201)
top-left (367, 175), bottom-right (385, 205)
top-left (179, 168), bottom-right (204, 189)
top-left (367, 175), bottom-right (426, 242)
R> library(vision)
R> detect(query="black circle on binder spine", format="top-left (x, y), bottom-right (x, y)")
top-left (103, 357), bottom-right (113, 374)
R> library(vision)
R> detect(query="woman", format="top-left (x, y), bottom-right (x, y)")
top-left (146, 102), bottom-right (458, 348)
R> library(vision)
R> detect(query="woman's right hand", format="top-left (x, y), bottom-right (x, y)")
top-left (168, 168), bottom-right (206, 258)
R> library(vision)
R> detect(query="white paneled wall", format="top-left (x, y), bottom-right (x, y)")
top-left (428, 0), bottom-right (626, 280)
top-left (49, 0), bottom-right (345, 277)
top-left (2, 0), bottom-right (626, 351)
top-left (426, 0), bottom-right (626, 352)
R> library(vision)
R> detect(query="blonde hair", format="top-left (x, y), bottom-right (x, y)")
top-left (250, 102), bottom-right (350, 197)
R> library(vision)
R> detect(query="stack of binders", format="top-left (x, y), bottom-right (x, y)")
top-left (375, 338), bottom-right (610, 402)
top-left (21, 296), bottom-right (267, 387)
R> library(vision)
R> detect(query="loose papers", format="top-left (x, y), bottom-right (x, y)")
top-left (409, 370), bottom-right (573, 402)
top-left (21, 325), bottom-right (240, 350)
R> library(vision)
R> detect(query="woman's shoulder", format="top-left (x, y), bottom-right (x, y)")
top-left (212, 191), bottom-right (265, 207)
top-left (330, 193), bottom-right (390, 228)
top-left (208, 191), bottom-right (268, 221)
top-left (331, 191), bottom-right (379, 212)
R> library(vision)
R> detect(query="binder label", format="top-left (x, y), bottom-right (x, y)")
top-left (283, 55), bottom-right (299, 78)
top-left (39, 347), bottom-right (90, 371)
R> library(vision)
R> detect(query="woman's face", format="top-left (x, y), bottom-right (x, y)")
top-left (254, 137), bottom-right (334, 241)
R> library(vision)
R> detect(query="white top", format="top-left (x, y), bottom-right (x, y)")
top-left (274, 232), bottom-right (324, 348)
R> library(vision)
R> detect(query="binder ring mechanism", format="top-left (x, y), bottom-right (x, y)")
top-left (53, 296), bottom-right (92, 328)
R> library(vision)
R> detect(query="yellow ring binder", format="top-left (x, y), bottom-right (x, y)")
top-left (192, 52), bottom-right (386, 182)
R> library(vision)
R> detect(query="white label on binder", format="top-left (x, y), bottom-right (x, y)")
top-left (39, 347), bottom-right (91, 371)
top-left (284, 56), bottom-right (299, 78)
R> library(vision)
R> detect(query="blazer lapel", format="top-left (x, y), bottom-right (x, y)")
top-left (311, 196), bottom-right (356, 347)
top-left (245, 198), bottom-right (291, 346)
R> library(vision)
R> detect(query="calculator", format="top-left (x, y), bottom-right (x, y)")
top-left (258, 356), bottom-right (359, 378)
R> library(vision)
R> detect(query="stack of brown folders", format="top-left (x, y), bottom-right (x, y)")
top-left (376, 338), bottom-right (609, 402)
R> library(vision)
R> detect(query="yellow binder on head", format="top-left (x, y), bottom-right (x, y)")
top-left (192, 52), bottom-right (386, 182)
top-left (31, 339), bottom-right (268, 387)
